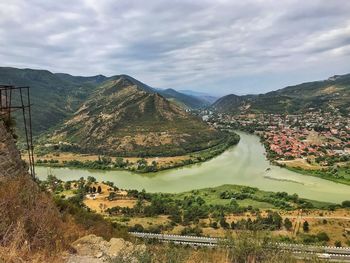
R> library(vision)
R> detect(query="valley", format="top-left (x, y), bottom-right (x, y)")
top-left (36, 131), bottom-right (350, 204)
top-left (2, 67), bottom-right (350, 262)
top-left (2, 1), bottom-right (350, 261)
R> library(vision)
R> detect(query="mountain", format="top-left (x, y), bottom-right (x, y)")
top-left (157, 88), bottom-right (209, 109)
top-left (213, 73), bottom-right (350, 114)
top-left (55, 73), bottom-right (108, 85)
top-left (45, 76), bottom-right (226, 156)
top-left (180, 89), bottom-right (218, 104)
top-left (212, 94), bottom-right (247, 113)
top-left (0, 67), bottom-right (102, 135)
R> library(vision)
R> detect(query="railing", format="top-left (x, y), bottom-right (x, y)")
top-left (129, 232), bottom-right (350, 261)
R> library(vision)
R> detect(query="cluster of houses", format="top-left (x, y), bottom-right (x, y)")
top-left (202, 110), bottom-right (350, 163)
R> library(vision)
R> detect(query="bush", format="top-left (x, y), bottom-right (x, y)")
top-left (335, 241), bottom-right (342, 247)
top-left (316, 232), bottom-right (330, 242)
top-left (303, 221), bottom-right (309, 232)
top-left (284, 218), bottom-right (293, 231)
top-left (342, 200), bottom-right (350, 208)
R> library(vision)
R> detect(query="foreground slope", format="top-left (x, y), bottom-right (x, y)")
top-left (213, 73), bottom-right (350, 114)
top-left (47, 76), bottom-right (226, 156)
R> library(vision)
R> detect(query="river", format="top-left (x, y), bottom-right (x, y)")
top-left (36, 131), bottom-right (350, 203)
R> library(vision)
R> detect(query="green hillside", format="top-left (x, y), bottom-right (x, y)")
top-left (43, 76), bottom-right (228, 156)
top-left (0, 67), bottom-right (102, 135)
top-left (213, 74), bottom-right (350, 114)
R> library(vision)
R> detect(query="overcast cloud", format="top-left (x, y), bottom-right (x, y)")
top-left (1, 0), bottom-right (350, 95)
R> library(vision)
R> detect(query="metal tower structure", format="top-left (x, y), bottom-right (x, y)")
top-left (0, 85), bottom-right (35, 178)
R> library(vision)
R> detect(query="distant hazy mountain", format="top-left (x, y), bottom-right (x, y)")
top-left (157, 88), bottom-right (209, 109)
top-left (46, 76), bottom-right (225, 156)
top-left (180, 90), bottom-right (218, 104)
top-left (213, 74), bottom-right (350, 115)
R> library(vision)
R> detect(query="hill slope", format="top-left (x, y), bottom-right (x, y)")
top-left (213, 74), bottom-right (350, 114)
top-left (0, 67), bottom-right (102, 135)
top-left (46, 76), bottom-right (226, 156)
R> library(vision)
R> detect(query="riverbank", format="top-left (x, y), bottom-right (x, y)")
top-left (47, 178), bottom-right (350, 246)
top-left (34, 131), bottom-right (350, 203)
top-left (283, 166), bottom-right (350, 186)
top-left (234, 128), bottom-right (350, 186)
top-left (31, 132), bottom-right (240, 173)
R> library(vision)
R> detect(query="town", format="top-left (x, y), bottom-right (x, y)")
top-left (200, 110), bottom-right (350, 181)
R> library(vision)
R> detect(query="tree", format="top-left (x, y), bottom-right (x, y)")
top-left (220, 217), bottom-right (229, 229)
top-left (97, 185), bottom-right (102, 194)
top-left (64, 181), bottom-right (71, 190)
top-left (284, 218), bottom-right (293, 231)
top-left (137, 158), bottom-right (147, 169)
top-left (115, 157), bottom-right (125, 168)
top-left (303, 221), bottom-right (309, 232)
top-left (230, 221), bottom-right (236, 229)
top-left (108, 192), bottom-right (117, 201)
top-left (341, 200), bottom-right (350, 208)
top-left (210, 221), bottom-right (218, 229)
top-left (87, 176), bottom-right (96, 184)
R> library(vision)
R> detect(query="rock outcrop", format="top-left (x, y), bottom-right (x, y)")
top-left (0, 120), bottom-right (27, 178)
top-left (66, 234), bottom-right (146, 263)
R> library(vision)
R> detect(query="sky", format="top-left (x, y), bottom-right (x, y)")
top-left (1, 0), bottom-right (350, 96)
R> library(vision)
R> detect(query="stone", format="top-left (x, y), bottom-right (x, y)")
top-left (66, 234), bottom-right (146, 263)
top-left (0, 120), bottom-right (28, 179)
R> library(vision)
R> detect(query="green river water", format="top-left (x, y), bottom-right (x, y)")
top-left (36, 131), bottom-right (350, 203)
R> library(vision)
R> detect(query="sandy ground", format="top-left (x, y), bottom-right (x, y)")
top-left (278, 158), bottom-right (322, 170)
top-left (82, 182), bottom-right (137, 213)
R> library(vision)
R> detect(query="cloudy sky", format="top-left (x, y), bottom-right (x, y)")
top-left (1, 0), bottom-right (350, 95)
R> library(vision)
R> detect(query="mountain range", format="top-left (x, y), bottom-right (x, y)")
top-left (213, 73), bottom-right (350, 115)
top-left (0, 67), bottom-right (211, 136)
top-left (1, 67), bottom-right (349, 156)
top-left (0, 67), bottom-right (227, 156)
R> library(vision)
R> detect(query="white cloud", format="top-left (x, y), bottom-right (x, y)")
top-left (0, 0), bottom-right (350, 95)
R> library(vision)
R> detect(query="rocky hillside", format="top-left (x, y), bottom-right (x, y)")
top-left (0, 119), bottom-right (134, 262)
top-left (213, 73), bottom-right (350, 115)
top-left (0, 120), bottom-right (27, 178)
top-left (45, 76), bottom-right (225, 156)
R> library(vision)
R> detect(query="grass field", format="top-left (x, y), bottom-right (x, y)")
top-left (170, 184), bottom-right (332, 209)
